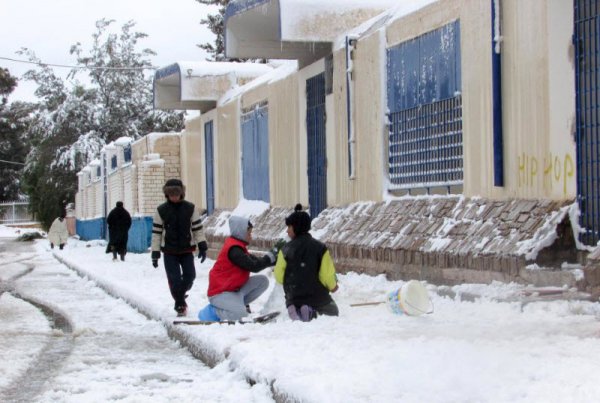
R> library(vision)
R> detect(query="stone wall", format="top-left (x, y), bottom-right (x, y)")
top-left (203, 197), bottom-right (583, 287)
top-left (137, 158), bottom-right (166, 216)
top-left (122, 166), bottom-right (136, 214)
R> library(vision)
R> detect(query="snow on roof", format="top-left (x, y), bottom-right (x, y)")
top-left (155, 61), bottom-right (272, 81)
top-left (333, 0), bottom-right (439, 50)
top-left (279, 0), bottom-right (400, 41)
top-left (225, 0), bottom-right (401, 62)
top-left (114, 137), bottom-right (133, 146)
top-left (154, 62), bottom-right (274, 111)
top-left (145, 132), bottom-right (180, 152)
top-left (219, 60), bottom-right (297, 106)
top-left (89, 159), bottom-right (101, 166)
top-left (141, 154), bottom-right (164, 167)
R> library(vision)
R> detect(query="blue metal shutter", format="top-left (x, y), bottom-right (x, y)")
top-left (574, 0), bottom-right (600, 245)
top-left (241, 104), bottom-right (270, 202)
top-left (307, 72), bottom-right (327, 218)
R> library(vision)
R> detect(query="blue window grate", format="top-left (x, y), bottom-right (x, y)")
top-left (388, 96), bottom-right (463, 189)
top-left (574, 0), bottom-right (600, 245)
top-left (387, 20), bottom-right (463, 192)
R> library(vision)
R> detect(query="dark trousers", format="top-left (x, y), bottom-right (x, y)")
top-left (163, 253), bottom-right (196, 309)
top-left (315, 300), bottom-right (339, 317)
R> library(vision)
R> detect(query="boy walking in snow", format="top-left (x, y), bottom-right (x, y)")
top-left (151, 179), bottom-right (208, 317)
top-left (274, 204), bottom-right (339, 321)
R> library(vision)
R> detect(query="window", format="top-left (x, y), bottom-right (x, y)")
top-left (123, 144), bottom-right (132, 163)
top-left (111, 155), bottom-right (118, 170)
top-left (386, 20), bottom-right (463, 192)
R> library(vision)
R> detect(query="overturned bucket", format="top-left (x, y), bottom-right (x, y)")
top-left (388, 280), bottom-right (433, 316)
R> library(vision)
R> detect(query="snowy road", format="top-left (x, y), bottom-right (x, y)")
top-left (0, 238), bottom-right (273, 402)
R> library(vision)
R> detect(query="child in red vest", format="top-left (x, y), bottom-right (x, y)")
top-left (201, 215), bottom-right (276, 321)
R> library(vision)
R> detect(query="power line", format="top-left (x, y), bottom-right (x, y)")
top-left (0, 159), bottom-right (25, 166)
top-left (0, 56), bottom-right (157, 71)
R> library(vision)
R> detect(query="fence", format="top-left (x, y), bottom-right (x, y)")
top-left (0, 201), bottom-right (35, 224)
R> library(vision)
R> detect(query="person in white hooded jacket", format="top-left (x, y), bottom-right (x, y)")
top-left (48, 214), bottom-right (69, 250)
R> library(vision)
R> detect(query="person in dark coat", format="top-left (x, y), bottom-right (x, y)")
top-left (106, 201), bottom-right (132, 261)
top-left (274, 204), bottom-right (339, 321)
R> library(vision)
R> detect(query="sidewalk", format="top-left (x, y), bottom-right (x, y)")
top-left (53, 238), bottom-right (600, 403)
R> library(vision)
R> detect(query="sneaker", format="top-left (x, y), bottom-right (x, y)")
top-left (299, 305), bottom-right (315, 322)
top-left (287, 305), bottom-right (301, 321)
top-left (176, 306), bottom-right (187, 317)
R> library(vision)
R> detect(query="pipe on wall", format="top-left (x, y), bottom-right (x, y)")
top-left (345, 34), bottom-right (358, 180)
top-left (492, 0), bottom-right (504, 187)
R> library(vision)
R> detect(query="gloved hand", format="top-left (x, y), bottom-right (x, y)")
top-left (265, 251), bottom-right (276, 265)
top-left (151, 251), bottom-right (160, 268)
top-left (273, 238), bottom-right (286, 254)
top-left (197, 241), bottom-right (208, 263)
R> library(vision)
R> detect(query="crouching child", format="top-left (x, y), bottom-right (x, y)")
top-left (274, 204), bottom-right (339, 321)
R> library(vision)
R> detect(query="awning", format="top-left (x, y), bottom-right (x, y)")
top-left (224, 0), bottom-right (398, 64)
top-left (153, 61), bottom-right (273, 111)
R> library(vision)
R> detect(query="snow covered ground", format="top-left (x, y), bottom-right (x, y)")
top-left (2, 224), bottom-right (600, 402)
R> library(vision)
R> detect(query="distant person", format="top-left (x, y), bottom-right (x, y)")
top-left (200, 215), bottom-right (277, 321)
top-left (274, 204), bottom-right (339, 321)
top-left (106, 201), bottom-right (132, 261)
top-left (151, 179), bottom-right (208, 317)
top-left (48, 213), bottom-right (69, 250)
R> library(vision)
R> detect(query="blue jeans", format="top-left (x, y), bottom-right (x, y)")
top-left (163, 253), bottom-right (196, 309)
top-left (209, 275), bottom-right (269, 320)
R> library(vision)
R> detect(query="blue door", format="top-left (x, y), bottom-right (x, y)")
top-left (241, 104), bottom-right (270, 202)
top-left (204, 120), bottom-right (215, 215)
top-left (574, 0), bottom-right (600, 245)
top-left (306, 73), bottom-right (327, 218)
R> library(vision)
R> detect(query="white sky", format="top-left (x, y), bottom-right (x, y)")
top-left (0, 0), bottom-right (216, 102)
top-left (2, 217), bottom-right (600, 402)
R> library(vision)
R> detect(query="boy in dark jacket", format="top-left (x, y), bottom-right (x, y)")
top-left (151, 179), bottom-right (208, 317)
top-left (274, 204), bottom-right (339, 321)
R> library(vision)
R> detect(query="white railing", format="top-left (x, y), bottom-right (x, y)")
top-left (0, 201), bottom-right (35, 224)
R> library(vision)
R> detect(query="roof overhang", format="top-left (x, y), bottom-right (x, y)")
top-left (153, 61), bottom-right (272, 111)
top-left (224, 0), bottom-right (398, 64)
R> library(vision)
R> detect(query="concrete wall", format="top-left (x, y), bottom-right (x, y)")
top-left (382, 0), bottom-right (575, 200)
top-left (330, 32), bottom-right (385, 205)
top-left (215, 100), bottom-right (241, 209)
top-left (269, 73), bottom-right (302, 206)
top-left (181, 116), bottom-right (205, 208)
top-left (76, 134), bottom-right (181, 221)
